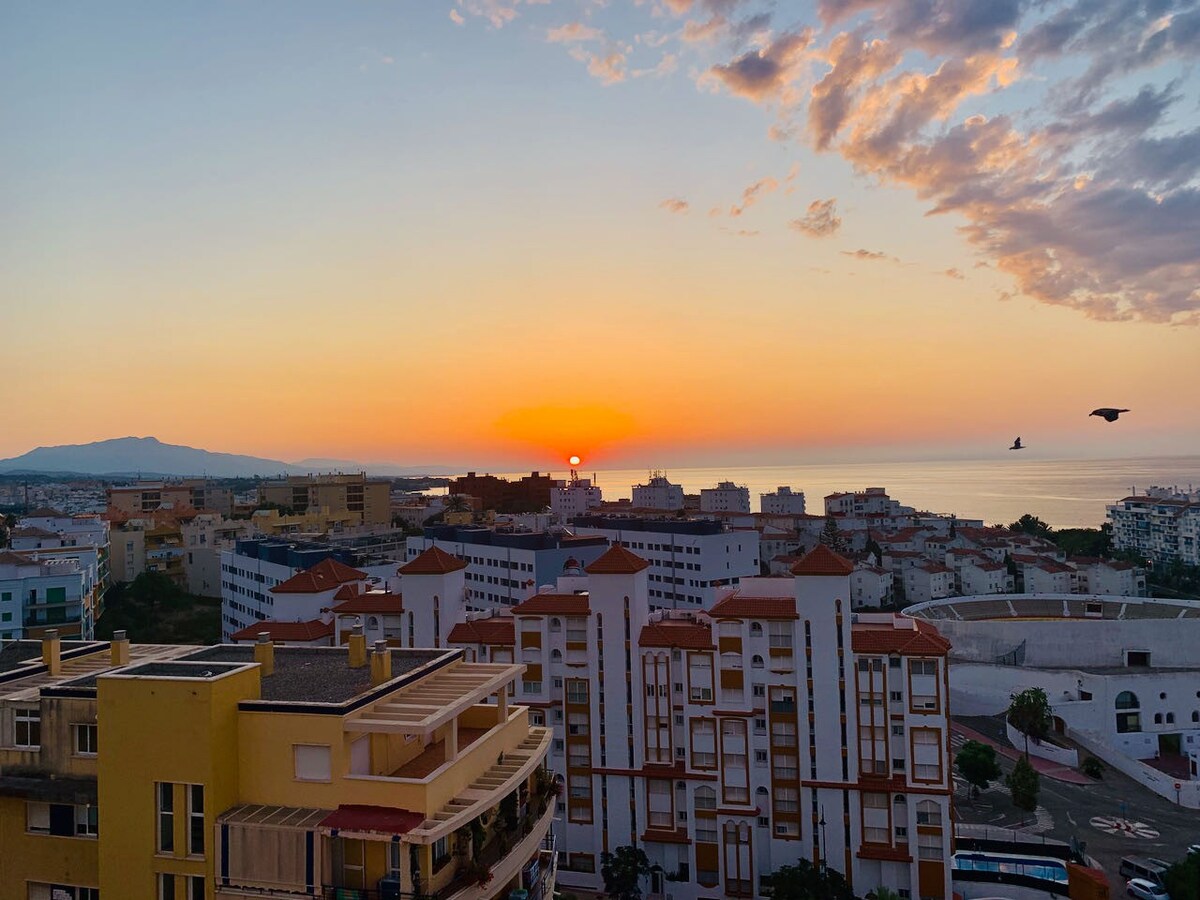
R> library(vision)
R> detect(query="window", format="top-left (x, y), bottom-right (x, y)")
top-left (750, 622), bottom-right (763, 635)
top-left (694, 786), bottom-right (716, 810)
top-left (565, 618), bottom-right (587, 642)
top-left (523, 680), bottom-right (541, 694)
top-left (1115, 690), bottom-right (1141, 733)
top-left (15, 707), bottom-right (40, 749)
top-left (74, 723), bottom-right (98, 756)
top-left (549, 618), bottom-right (561, 632)
top-left (695, 820), bottom-right (718, 842)
top-left (159, 874), bottom-right (176, 900)
top-left (293, 745), bottom-right (332, 782)
top-left (916, 800), bottom-right (942, 826)
top-left (751, 654), bottom-right (764, 669)
top-left (566, 680), bottom-right (588, 704)
top-left (892, 724), bottom-right (904, 736)
top-left (157, 783), bottom-right (174, 853)
top-left (752, 684), bottom-right (765, 697)
top-left (188, 785), bottom-right (204, 856)
top-left (917, 832), bottom-right (944, 860)
top-left (768, 621), bottom-right (793, 650)
top-left (27, 801), bottom-right (50, 833)
top-left (76, 804), bottom-right (99, 837)
top-left (863, 792), bottom-right (888, 809)
top-left (433, 836), bottom-right (449, 867)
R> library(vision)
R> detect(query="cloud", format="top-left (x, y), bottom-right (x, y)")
top-left (942, 267), bottom-right (965, 279)
top-left (789, 198), bottom-right (842, 236)
top-left (547, 22), bottom-right (604, 43)
top-left (659, 197), bottom-right (690, 213)
top-left (728, 176), bottom-right (779, 215)
top-left (449, 9), bottom-right (465, 25)
top-left (842, 248), bottom-right (899, 262)
top-left (705, 29), bottom-right (813, 101)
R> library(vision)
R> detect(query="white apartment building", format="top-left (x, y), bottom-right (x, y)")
top-left (632, 474), bottom-right (685, 511)
top-left (0, 550), bottom-right (101, 641)
top-left (902, 563), bottom-right (955, 605)
top-left (571, 516), bottom-right (760, 608)
top-left (1108, 493), bottom-right (1200, 567)
top-left (182, 513), bottom-right (251, 598)
top-left (219, 539), bottom-right (395, 640)
top-left (826, 488), bottom-right (915, 519)
top-left (699, 481), bottom-right (751, 514)
top-left (402, 527), bottom-right (609, 609)
top-left (10, 513), bottom-right (109, 552)
top-left (550, 475), bottom-right (602, 522)
top-left (447, 545), bottom-right (955, 900)
top-left (851, 564), bottom-right (892, 608)
top-left (760, 486), bottom-right (807, 515)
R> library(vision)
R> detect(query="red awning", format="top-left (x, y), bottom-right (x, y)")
top-left (319, 805), bottom-right (424, 836)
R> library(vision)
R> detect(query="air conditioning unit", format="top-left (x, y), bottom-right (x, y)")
top-left (378, 876), bottom-right (403, 900)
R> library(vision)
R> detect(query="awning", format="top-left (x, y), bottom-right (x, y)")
top-left (319, 804), bottom-right (424, 837)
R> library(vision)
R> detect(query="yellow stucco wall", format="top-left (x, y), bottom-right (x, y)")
top-left (0, 796), bottom-right (100, 900)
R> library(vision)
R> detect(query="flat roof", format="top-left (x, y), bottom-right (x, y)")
top-left (182, 645), bottom-right (448, 704)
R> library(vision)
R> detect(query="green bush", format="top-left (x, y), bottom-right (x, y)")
top-left (1080, 756), bottom-right (1105, 779)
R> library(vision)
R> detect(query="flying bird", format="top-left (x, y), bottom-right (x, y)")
top-left (1090, 408), bottom-right (1130, 422)
top-left (1010, 437), bottom-right (1024, 450)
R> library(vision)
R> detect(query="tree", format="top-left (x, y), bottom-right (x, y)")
top-left (1007, 754), bottom-right (1040, 812)
top-left (867, 889), bottom-right (903, 900)
top-left (1007, 687), bottom-right (1052, 753)
top-left (600, 845), bottom-right (651, 900)
top-left (1008, 514), bottom-right (1054, 540)
top-left (956, 740), bottom-right (1002, 797)
top-left (1164, 850), bottom-right (1200, 900)
top-left (766, 860), bottom-right (855, 900)
top-left (820, 517), bottom-right (847, 554)
top-left (865, 539), bottom-right (883, 566)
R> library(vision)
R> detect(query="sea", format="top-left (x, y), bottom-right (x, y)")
top-left (478, 456), bottom-right (1200, 530)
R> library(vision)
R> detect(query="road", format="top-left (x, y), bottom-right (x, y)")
top-left (951, 717), bottom-right (1197, 891)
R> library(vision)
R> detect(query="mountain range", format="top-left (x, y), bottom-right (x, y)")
top-left (0, 437), bottom-right (457, 478)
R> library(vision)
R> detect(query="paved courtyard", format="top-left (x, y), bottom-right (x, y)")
top-left (951, 716), bottom-right (1198, 891)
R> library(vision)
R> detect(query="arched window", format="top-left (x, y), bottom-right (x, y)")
top-left (1115, 691), bottom-right (1139, 710)
top-left (752, 655), bottom-right (764, 669)
top-left (722, 652), bottom-right (743, 671)
top-left (750, 622), bottom-right (763, 635)
top-left (1153, 713), bottom-right (1163, 725)
top-left (695, 786), bottom-right (716, 810)
top-left (756, 786), bottom-right (769, 796)
top-left (1192, 711), bottom-right (1199, 723)
top-left (551, 649), bottom-right (562, 662)
top-left (1166, 712), bottom-right (1175, 724)
top-left (916, 800), bottom-right (942, 826)
top-left (367, 616), bottom-right (379, 630)
top-left (893, 794), bottom-right (906, 805)
top-left (549, 618), bottom-right (561, 632)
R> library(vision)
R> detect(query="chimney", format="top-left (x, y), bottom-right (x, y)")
top-left (42, 629), bottom-right (62, 676)
top-left (370, 639), bottom-right (392, 686)
top-left (111, 629), bottom-right (130, 667)
top-left (348, 624), bottom-right (367, 669)
top-left (254, 632), bottom-right (275, 677)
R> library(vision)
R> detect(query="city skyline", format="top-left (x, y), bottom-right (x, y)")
top-left (3, 2), bottom-right (1199, 467)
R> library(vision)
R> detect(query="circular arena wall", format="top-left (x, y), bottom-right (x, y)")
top-left (902, 594), bottom-right (1200, 668)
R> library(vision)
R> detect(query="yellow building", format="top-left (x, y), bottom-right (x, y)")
top-left (258, 475), bottom-right (392, 528)
top-left (0, 628), bottom-right (556, 900)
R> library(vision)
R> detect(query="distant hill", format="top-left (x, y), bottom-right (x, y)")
top-left (0, 437), bottom-right (457, 478)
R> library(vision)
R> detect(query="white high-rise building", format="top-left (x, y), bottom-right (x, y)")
top-left (632, 473), bottom-right (685, 511)
top-left (1108, 492), bottom-right (1200, 567)
top-left (760, 485), bottom-right (807, 515)
top-left (700, 480), bottom-right (751, 514)
top-left (550, 473), bottom-right (602, 522)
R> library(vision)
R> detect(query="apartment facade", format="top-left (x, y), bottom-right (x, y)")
top-left (571, 516), bottom-right (761, 609)
top-left (0, 630), bottom-right (556, 900)
top-left (404, 528), bottom-right (608, 610)
top-left (699, 482), bottom-right (751, 515)
top-left (444, 544), bottom-right (954, 900)
top-left (447, 473), bottom-right (556, 514)
top-left (258, 474), bottom-right (391, 527)
top-left (760, 486), bottom-right (807, 516)
top-left (549, 475), bottom-right (602, 522)
top-left (631, 474), bottom-right (685, 512)
top-left (1107, 494), bottom-right (1200, 567)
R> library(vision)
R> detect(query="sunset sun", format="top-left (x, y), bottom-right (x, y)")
top-left (569, 455), bottom-right (582, 466)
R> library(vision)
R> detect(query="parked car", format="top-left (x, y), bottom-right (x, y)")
top-left (1127, 877), bottom-right (1170, 900)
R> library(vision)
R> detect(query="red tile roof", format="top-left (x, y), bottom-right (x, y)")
top-left (447, 618), bottom-right (516, 646)
top-left (398, 545), bottom-right (468, 575)
top-left (319, 804), bottom-right (424, 836)
top-left (708, 594), bottom-right (797, 620)
top-left (638, 621), bottom-right (714, 650)
top-left (270, 557), bottom-right (368, 594)
top-left (790, 544), bottom-right (854, 576)
top-left (584, 543), bottom-right (650, 575)
top-left (330, 592), bottom-right (403, 615)
top-left (229, 618), bottom-right (334, 643)
top-left (307, 557), bottom-right (368, 583)
top-left (851, 618), bottom-right (950, 655)
top-left (511, 593), bottom-right (591, 615)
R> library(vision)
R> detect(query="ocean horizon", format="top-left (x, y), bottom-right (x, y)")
top-left (474, 455), bottom-right (1200, 530)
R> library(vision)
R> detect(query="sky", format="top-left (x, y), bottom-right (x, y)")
top-left (2, 0), bottom-right (1198, 470)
